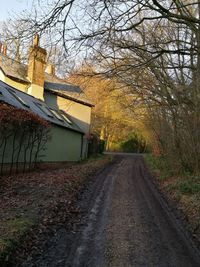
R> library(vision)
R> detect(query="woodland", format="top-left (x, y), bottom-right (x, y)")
top-left (1, 0), bottom-right (200, 173)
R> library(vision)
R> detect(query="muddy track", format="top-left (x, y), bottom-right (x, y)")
top-left (22, 155), bottom-right (200, 267)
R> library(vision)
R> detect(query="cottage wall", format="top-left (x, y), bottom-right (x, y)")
top-left (44, 125), bottom-right (82, 162)
top-left (44, 92), bottom-right (91, 159)
top-left (44, 92), bottom-right (91, 133)
top-left (0, 124), bottom-right (82, 173)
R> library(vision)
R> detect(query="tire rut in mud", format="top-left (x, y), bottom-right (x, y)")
top-left (21, 155), bottom-right (200, 267)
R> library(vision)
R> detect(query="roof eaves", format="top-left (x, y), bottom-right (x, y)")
top-left (6, 74), bottom-right (30, 84)
top-left (0, 66), bottom-right (6, 76)
top-left (49, 121), bottom-right (84, 134)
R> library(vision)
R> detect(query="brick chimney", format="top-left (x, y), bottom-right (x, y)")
top-left (27, 34), bottom-right (47, 100)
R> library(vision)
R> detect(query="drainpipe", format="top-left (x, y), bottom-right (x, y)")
top-left (80, 134), bottom-right (84, 160)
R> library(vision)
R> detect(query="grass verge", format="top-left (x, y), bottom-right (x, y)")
top-left (144, 153), bottom-right (200, 240)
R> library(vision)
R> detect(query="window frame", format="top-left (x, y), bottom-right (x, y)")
top-left (35, 102), bottom-right (54, 118)
top-left (59, 111), bottom-right (72, 124)
top-left (50, 108), bottom-right (64, 121)
top-left (8, 89), bottom-right (30, 108)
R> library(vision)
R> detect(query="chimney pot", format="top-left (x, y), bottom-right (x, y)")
top-left (46, 64), bottom-right (55, 76)
top-left (15, 45), bottom-right (21, 62)
top-left (2, 44), bottom-right (7, 55)
top-left (33, 34), bottom-right (39, 46)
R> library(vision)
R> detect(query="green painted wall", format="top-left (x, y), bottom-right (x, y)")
top-left (0, 134), bottom-right (29, 164)
top-left (44, 125), bottom-right (82, 162)
top-left (44, 92), bottom-right (90, 159)
top-left (44, 92), bottom-right (91, 133)
top-left (0, 125), bottom-right (82, 165)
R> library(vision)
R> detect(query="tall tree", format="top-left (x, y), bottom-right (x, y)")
top-left (67, 66), bottom-right (144, 150)
top-left (4, 0), bottom-right (200, 171)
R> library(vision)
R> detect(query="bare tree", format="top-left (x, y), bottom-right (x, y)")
top-left (4, 0), bottom-right (200, 172)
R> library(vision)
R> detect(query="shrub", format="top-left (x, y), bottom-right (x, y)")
top-left (0, 102), bottom-right (50, 174)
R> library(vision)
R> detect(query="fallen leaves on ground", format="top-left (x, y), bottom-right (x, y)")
top-left (0, 155), bottom-right (112, 265)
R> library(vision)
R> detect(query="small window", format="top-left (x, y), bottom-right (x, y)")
top-left (9, 89), bottom-right (30, 107)
top-left (50, 109), bottom-right (64, 121)
top-left (60, 112), bottom-right (72, 124)
top-left (35, 102), bottom-right (53, 117)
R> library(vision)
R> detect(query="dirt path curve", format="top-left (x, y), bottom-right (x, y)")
top-left (65, 155), bottom-right (200, 267)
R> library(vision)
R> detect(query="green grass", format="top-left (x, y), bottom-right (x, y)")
top-left (144, 153), bottom-right (166, 169)
top-left (144, 153), bottom-right (173, 180)
top-left (0, 239), bottom-right (11, 252)
top-left (0, 217), bottom-right (33, 242)
top-left (7, 218), bottom-right (32, 235)
top-left (166, 179), bottom-right (200, 196)
top-left (176, 180), bottom-right (200, 194)
top-left (0, 217), bottom-right (34, 265)
top-left (0, 239), bottom-right (11, 266)
top-left (145, 154), bottom-right (200, 195)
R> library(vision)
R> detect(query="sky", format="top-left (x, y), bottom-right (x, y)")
top-left (1, 0), bottom-right (31, 21)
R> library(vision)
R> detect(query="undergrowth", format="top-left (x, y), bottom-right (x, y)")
top-left (144, 153), bottom-right (200, 239)
top-left (144, 153), bottom-right (200, 195)
top-left (144, 153), bottom-right (173, 180)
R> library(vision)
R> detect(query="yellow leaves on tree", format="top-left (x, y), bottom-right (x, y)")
top-left (66, 66), bottom-right (145, 150)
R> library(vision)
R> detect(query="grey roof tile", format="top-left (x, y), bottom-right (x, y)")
top-left (0, 54), bottom-right (93, 106)
top-left (44, 81), bottom-right (94, 106)
top-left (0, 54), bottom-right (29, 83)
top-left (0, 80), bottom-right (84, 134)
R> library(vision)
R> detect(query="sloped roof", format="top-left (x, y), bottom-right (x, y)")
top-left (0, 53), bottom-right (93, 106)
top-left (0, 53), bottom-right (29, 83)
top-left (44, 74), bottom-right (94, 106)
top-left (0, 80), bottom-right (84, 134)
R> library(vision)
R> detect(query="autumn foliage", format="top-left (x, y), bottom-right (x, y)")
top-left (0, 102), bottom-right (50, 174)
top-left (67, 66), bottom-right (147, 152)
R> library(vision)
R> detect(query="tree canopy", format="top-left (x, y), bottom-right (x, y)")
top-left (2, 0), bottom-right (200, 172)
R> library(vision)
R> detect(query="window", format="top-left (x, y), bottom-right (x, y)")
top-left (50, 109), bottom-right (64, 121)
top-left (8, 89), bottom-right (30, 107)
top-left (60, 112), bottom-right (72, 124)
top-left (35, 102), bottom-right (53, 117)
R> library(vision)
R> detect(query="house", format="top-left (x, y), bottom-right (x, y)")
top-left (0, 35), bottom-right (93, 167)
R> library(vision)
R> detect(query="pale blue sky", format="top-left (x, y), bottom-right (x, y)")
top-left (1, 0), bottom-right (31, 20)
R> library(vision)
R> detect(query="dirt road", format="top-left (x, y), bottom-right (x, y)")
top-left (22, 155), bottom-right (200, 267)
